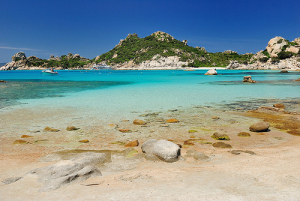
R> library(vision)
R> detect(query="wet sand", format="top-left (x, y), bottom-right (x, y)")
top-left (0, 100), bottom-right (300, 200)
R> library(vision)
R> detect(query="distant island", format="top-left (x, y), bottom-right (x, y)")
top-left (1, 31), bottom-right (300, 70)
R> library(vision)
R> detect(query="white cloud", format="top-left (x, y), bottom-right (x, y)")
top-left (0, 46), bottom-right (41, 51)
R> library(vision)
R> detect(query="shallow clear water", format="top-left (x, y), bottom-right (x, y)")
top-left (0, 69), bottom-right (299, 120)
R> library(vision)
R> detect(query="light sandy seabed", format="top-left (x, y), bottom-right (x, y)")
top-left (0, 102), bottom-right (300, 201)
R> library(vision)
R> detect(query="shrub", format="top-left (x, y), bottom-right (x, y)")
top-left (277, 51), bottom-right (293, 60)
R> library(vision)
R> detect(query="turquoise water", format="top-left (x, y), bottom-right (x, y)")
top-left (0, 69), bottom-right (299, 120)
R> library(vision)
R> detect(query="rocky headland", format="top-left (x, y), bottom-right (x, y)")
top-left (227, 36), bottom-right (300, 70)
top-left (1, 33), bottom-right (300, 71)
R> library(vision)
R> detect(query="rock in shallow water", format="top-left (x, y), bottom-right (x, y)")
top-left (141, 139), bottom-right (181, 162)
top-left (212, 142), bottom-right (232, 148)
top-left (204, 69), bottom-right (217, 75)
top-left (237, 132), bottom-right (251, 137)
top-left (211, 132), bottom-right (230, 140)
top-left (133, 119), bottom-right (146, 125)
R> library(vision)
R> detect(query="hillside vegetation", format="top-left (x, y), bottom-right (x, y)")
top-left (94, 31), bottom-right (253, 67)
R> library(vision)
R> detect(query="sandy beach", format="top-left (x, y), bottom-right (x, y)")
top-left (0, 99), bottom-right (299, 201)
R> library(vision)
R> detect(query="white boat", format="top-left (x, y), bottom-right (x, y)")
top-left (42, 69), bottom-right (59, 75)
top-left (90, 64), bottom-right (113, 70)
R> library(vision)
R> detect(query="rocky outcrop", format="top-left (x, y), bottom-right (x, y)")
top-left (141, 139), bottom-right (181, 162)
top-left (151, 31), bottom-right (174, 42)
top-left (227, 58), bottom-right (300, 70)
top-left (11, 52), bottom-right (26, 61)
top-left (0, 52), bottom-right (29, 70)
top-left (243, 76), bottom-right (257, 83)
top-left (266, 36), bottom-right (288, 57)
top-left (135, 55), bottom-right (188, 69)
top-left (227, 36), bottom-right (300, 70)
top-left (196, 46), bottom-right (207, 53)
top-left (223, 50), bottom-right (237, 54)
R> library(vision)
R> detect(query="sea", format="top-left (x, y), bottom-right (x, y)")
top-left (0, 69), bottom-right (299, 122)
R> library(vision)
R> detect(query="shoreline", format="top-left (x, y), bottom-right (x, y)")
top-left (0, 97), bottom-right (300, 200)
top-left (1, 66), bottom-right (300, 71)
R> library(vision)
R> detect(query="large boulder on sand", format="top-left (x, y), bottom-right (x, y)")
top-left (204, 68), bottom-right (217, 75)
top-left (141, 139), bottom-right (181, 162)
top-left (249, 122), bottom-right (270, 132)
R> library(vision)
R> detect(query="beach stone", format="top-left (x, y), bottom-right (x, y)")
top-left (123, 148), bottom-right (139, 158)
top-left (294, 78), bottom-right (300, 81)
top-left (249, 122), bottom-right (270, 132)
top-left (243, 76), bottom-right (257, 83)
top-left (166, 118), bottom-right (179, 123)
top-left (211, 116), bottom-right (220, 120)
top-left (66, 126), bottom-right (79, 131)
top-left (280, 70), bottom-right (289, 73)
top-left (185, 149), bottom-right (197, 157)
top-left (184, 140), bottom-right (195, 145)
top-left (44, 127), bottom-right (59, 132)
top-left (273, 103), bottom-right (285, 109)
top-left (229, 150), bottom-right (256, 155)
top-left (133, 119), bottom-right (146, 125)
top-left (193, 152), bottom-right (210, 161)
top-left (125, 140), bottom-right (139, 147)
top-left (141, 139), bottom-right (181, 162)
top-left (237, 132), bottom-right (251, 137)
top-left (212, 142), bottom-right (232, 148)
top-left (204, 68), bottom-right (217, 75)
top-left (79, 139), bottom-right (89, 143)
top-left (28, 152), bottom-right (106, 191)
top-left (119, 129), bottom-right (132, 133)
top-left (13, 140), bottom-right (29, 144)
top-left (211, 132), bottom-right (230, 140)
top-left (188, 130), bottom-right (197, 133)
top-left (21, 135), bottom-right (33, 138)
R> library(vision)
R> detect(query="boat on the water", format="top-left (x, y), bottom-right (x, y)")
top-left (42, 68), bottom-right (59, 75)
top-left (90, 64), bottom-right (113, 70)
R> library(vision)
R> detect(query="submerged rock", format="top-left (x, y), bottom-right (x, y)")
top-left (66, 126), bottom-right (79, 131)
top-left (229, 150), bottom-right (256, 155)
top-left (125, 140), bottom-right (139, 147)
top-left (166, 118), bottom-right (179, 123)
top-left (78, 139), bottom-right (89, 143)
top-left (119, 129), bottom-right (132, 133)
top-left (133, 119), bottom-right (146, 125)
top-left (141, 139), bottom-right (181, 162)
top-left (44, 127), bottom-right (60, 132)
top-left (273, 103), bottom-right (285, 109)
top-left (21, 135), bottom-right (33, 138)
top-left (249, 122), bottom-right (270, 132)
top-left (13, 140), bottom-right (30, 144)
top-left (211, 132), bottom-right (230, 140)
top-left (212, 142), bottom-right (232, 148)
top-left (237, 132), bottom-right (251, 137)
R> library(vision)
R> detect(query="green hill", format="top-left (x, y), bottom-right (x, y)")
top-left (94, 31), bottom-right (253, 67)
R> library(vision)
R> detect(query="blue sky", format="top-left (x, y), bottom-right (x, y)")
top-left (0, 0), bottom-right (299, 62)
